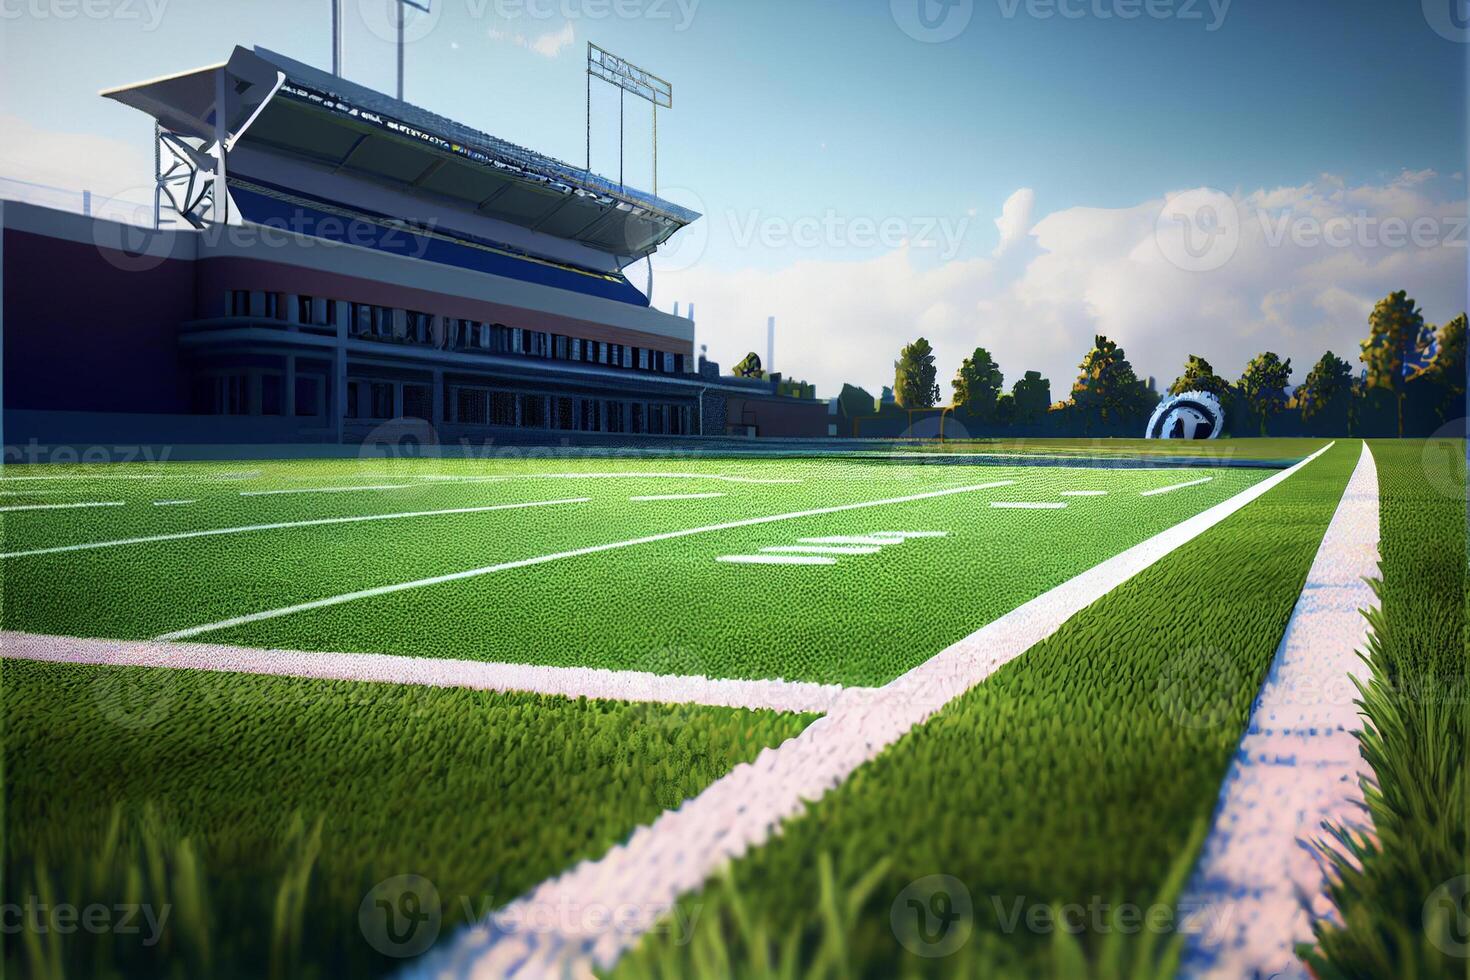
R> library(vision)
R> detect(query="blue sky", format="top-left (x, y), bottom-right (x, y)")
top-left (2, 0), bottom-right (1466, 396)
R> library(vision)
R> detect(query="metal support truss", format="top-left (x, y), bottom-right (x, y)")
top-left (153, 125), bottom-right (219, 230)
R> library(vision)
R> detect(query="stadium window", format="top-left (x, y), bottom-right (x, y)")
top-left (369, 382), bottom-right (394, 419)
top-left (597, 342), bottom-right (608, 365)
top-left (674, 354), bottom-right (686, 374)
top-left (663, 352), bottom-right (675, 373)
top-left (630, 403), bottom-right (643, 433)
top-left (637, 348), bottom-right (649, 371)
top-left (402, 383), bottom-right (432, 420)
top-left (373, 307), bottom-right (393, 338)
top-left (346, 380), bottom-right (362, 419)
top-left (296, 295), bottom-right (314, 324)
top-left (606, 401), bottom-right (624, 433)
top-left (262, 293), bottom-right (281, 320)
top-left (260, 373), bottom-right (283, 416)
top-left (295, 375), bottom-right (323, 417)
top-left (228, 290), bottom-right (250, 317)
top-left (554, 335), bottom-right (568, 359)
top-left (490, 391), bottom-right (516, 426)
top-left (556, 397), bottom-right (574, 430)
top-left (408, 312), bottom-right (432, 344)
top-left (455, 387), bottom-right (489, 425)
top-left (519, 394), bottom-right (547, 428)
top-left (350, 303), bottom-right (370, 336)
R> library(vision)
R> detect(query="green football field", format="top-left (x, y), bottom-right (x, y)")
top-left (9, 438), bottom-right (1422, 979)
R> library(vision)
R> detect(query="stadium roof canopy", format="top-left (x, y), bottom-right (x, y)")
top-left (102, 46), bottom-right (700, 269)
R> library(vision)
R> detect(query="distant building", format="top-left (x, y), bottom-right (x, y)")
top-left (2, 46), bottom-right (826, 447)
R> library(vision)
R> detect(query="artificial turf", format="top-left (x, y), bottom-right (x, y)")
top-left (1, 659), bottom-right (814, 979)
top-left (609, 440), bottom-right (1361, 979)
top-left (1304, 439), bottom-right (1468, 978)
top-left (1, 455), bottom-right (1270, 687)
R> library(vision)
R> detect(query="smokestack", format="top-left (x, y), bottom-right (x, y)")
top-left (766, 316), bottom-right (775, 374)
top-left (687, 303), bottom-right (695, 322)
top-left (673, 301), bottom-right (681, 318)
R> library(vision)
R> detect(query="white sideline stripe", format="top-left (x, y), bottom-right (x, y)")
top-left (630, 493), bottom-right (727, 502)
top-left (240, 484), bottom-right (414, 497)
top-left (0, 632), bottom-right (859, 715)
top-left (415, 442), bottom-right (1337, 978)
top-left (0, 498), bottom-right (590, 560)
top-left (0, 474), bottom-right (168, 482)
top-left (0, 501), bottom-right (124, 513)
top-left (761, 545), bottom-right (880, 556)
top-left (152, 480), bottom-right (1019, 642)
top-left (1141, 476), bottom-right (1213, 496)
top-left (990, 501), bottom-right (1066, 510)
top-left (152, 500), bottom-right (198, 507)
top-left (716, 555), bottom-right (836, 566)
top-left (1060, 490), bottom-right (1108, 497)
top-left (0, 489), bottom-right (73, 496)
top-left (1179, 442), bottom-right (1378, 980)
top-left (797, 536), bottom-right (904, 546)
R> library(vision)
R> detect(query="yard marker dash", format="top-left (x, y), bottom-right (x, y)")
top-left (536, 472), bottom-right (801, 485)
top-left (990, 501), bottom-right (1067, 510)
top-left (152, 500), bottom-right (198, 507)
top-left (0, 501), bottom-right (124, 513)
top-left (412, 443), bottom-right (1338, 979)
top-left (630, 493), bottom-right (727, 502)
top-left (0, 632), bottom-right (861, 715)
top-left (761, 545), bottom-right (881, 556)
top-left (0, 498), bottom-right (590, 561)
top-left (716, 555), bottom-right (836, 566)
top-left (869, 531), bottom-right (949, 539)
top-left (240, 484), bottom-right (414, 497)
top-left (1141, 476), bottom-right (1213, 497)
top-left (1060, 490), bottom-right (1108, 497)
top-left (151, 479), bottom-right (1018, 642)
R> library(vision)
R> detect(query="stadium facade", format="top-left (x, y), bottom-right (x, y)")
top-left (1, 45), bottom-right (827, 451)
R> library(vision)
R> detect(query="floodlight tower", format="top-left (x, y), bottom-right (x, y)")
top-left (586, 43), bottom-right (673, 194)
top-left (393, 0), bottom-right (431, 100)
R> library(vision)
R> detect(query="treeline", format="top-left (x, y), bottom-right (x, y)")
top-left (837, 290), bottom-right (1465, 438)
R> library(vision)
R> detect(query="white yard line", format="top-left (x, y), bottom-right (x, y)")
top-left (870, 531), bottom-right (949, 539)
top-left (0, 498), bottom-right (589, 561)
top-left (1179, 441), bottom-right (1379, 980)
top-left (152, 500), bottom-right (198, 507)
top-left (412, 443), bottom-right (1337, 979)
top-left (1060, 490), bottom-right (1108, 497)
top-left (240, 484), bottom-right (414, 497)
top-left (152, 481), bottom-right (1019, 643)
top-left (797, 535), bottom-right (907, 546)
top-left (0, 500), bottom-right (124, 513)
top-left (1141, 476), bottom-right (1213, 496)
top-left (990, 501), bottom-right (1066, 510)
top-left (536, 472), bottom-right (801, 485)
top-left (0, 632), bottom-right (857, 714)
top-left (630, 493), bottom-right (727, 502)
top-left (762, 545), bottom-right (881, 555)
top-left (716, 555), bottom-right (836, 566)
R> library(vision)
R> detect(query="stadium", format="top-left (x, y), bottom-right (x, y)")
top-left (0, 7), bottom-right (1465, 980)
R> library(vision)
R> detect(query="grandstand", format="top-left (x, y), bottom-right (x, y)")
top-left (1, 45), bottom-right (827, 449)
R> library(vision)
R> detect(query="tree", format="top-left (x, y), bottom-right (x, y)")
top-left (1238, 351), bottom-right (1293, 436)
top-left (1169, 354), bottom-right (1231, 399)
top-left (894, 338), bottom-right (941, 409)
top-left (952, 347), bottom-right (1004, 416)
top-left (1012, 371), bottom-right (1051, 422)
top-left (1415, 313), bottom-right (1467, 423)
top-left (994, 392), bottom-right (1018, 426)
top-left (1296, 351), bottom-right (1353, 431)
top-left (1360, 290), bottom-right (1433, 437)
top-left (1070, 335), bottom-right (1153, 430)
top-left (836, 383), bottom-right (877, 420)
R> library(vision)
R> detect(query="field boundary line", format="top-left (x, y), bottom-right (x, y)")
top-left (1178, 441), bottom-right (1379, 980)
top-left (151, 480), bottom-right (1019, 642)
top-left (0, 498), bottom-right (590, 560)
top-left (0, 632), bottom-right (855, 714)
top-left (0, 500), bottom-right (124, 513)
top-left (410, 443), bottom-right (1337, 979)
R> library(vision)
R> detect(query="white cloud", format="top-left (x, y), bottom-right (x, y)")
top-left (489, 21), bottom-right (575, 59)
top-left (992, 187), bottom-right (1035, 256)
top-left (660, 172), bottom-right (1467, 403)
